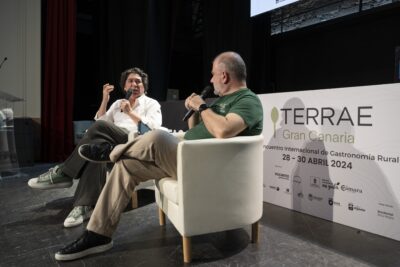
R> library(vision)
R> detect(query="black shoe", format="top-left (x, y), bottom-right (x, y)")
top-left (78, 142), bottom-right (114, 163)
top-left (55, 230), bottom-right (113, 261)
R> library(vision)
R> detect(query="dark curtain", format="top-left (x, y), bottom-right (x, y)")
top-left (146, 0), bottom-right (181, 101)
top-left (202, 0), bottom-right (271, 94)
top-left (42, 0), bottom-right (76, 162)
top-left (249, 13), bottom-right (272, 94)
top-left (95, 0), bottom-right (182, 102)
top-left (96, 0), bottom-right (148, 95)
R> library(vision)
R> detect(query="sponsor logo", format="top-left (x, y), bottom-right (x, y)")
top-left (310, 176), bottom-right (321, 188)
top-left (378, 202), bottom-right (394, 209)
top-left (293, 175), bottom-right (302, 184)
top-left (341, 185), bottom-right (363, 194)
top-left (321, 179), bottom-right (340, 190)
top-left (275, 172), bottom-right (290, 180)
top-left (321, 181), bottom-right (363, 194)
top-left (348, 203), bottom-right (366, 212)
top-left (269, 185), bottom-right (280, 191)
top-left (377, 210), bottom-right (394, 220)
top-left (308, 193), bottom-right (323, 201)
top-left (328, 198), bottom-right (341, 206)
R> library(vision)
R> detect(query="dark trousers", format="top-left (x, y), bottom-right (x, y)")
top-left (61, 120), bottom-right (129, 207)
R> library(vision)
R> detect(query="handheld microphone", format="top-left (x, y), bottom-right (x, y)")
top-left (0, 57), bottom-right (7, 69)
top-left (121, 88), bottom-right (134, 112)
top-left (182, 85), bottom-right (213, 121)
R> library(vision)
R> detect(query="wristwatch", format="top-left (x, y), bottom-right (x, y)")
top-left (198, 103), bottom-right (209, 113)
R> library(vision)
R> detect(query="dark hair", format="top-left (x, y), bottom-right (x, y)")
top-left (216, 51), bottom-right (247, 82)
top-left (120, 67), bottom-right (149, 93)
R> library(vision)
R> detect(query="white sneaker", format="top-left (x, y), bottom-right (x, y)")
top-left (28, 165), bottom-right (73, 190)
top-left (63, 206), bottom-right (93, 228)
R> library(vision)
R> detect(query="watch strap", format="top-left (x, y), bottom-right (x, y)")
top-left (198, 103), bottom-right (209, 113)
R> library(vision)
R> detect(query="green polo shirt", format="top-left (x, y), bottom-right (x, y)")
top-left (184, 88), bottom-right (263, 140)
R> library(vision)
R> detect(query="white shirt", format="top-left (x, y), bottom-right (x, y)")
top-left (94, 94), bottom-right (162, 133)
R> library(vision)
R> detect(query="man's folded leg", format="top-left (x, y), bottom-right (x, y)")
top-left (87, 158), bottom-right (169, 237)
top-left (78, 142), bottom-right (114, 163)
top-left (55, 158), bottom-right (169, 261)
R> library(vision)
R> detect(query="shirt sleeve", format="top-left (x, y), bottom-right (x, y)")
top-left (139, 99), bottom-right (162, 129)
top-left (94, 100), bottom-right (119, 123)
top-left (228, 94), bottom-right (263, 129)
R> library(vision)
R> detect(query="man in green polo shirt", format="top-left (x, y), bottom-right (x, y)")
top-left (184, 88), bottom-right (263, 139)
top-left (55, 51), bottom-right (263, 261)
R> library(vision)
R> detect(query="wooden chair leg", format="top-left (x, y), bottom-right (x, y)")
top-left (131, 191), bottom-right (138, 209)
top-left (182, 236), bottom-right (191, 263)
top-left (251, 221), bottom-right (259, 243)
top-left (158, 208), bottom-right (165, 226)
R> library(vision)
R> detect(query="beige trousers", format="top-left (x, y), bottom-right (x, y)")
top-left (87, 130), bottom-right (179, 237)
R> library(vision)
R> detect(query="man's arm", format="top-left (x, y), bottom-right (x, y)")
top-left (185, 94), bottom-right (247, 138)
top-left (187, 112), bottom-right (200, 129)
top-left (96, 83), bottom-right (114, 118)
top-left (200, 110), bottom-right (246, 138)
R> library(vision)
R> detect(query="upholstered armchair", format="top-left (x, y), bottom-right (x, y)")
top-left (155, 135), bottom-right (264, 263)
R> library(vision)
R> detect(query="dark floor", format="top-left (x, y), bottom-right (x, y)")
top-left (0, 164), bottom-right (399, 267)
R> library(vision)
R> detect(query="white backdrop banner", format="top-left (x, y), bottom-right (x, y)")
top-left (259, 83), bottom-right (400, 241)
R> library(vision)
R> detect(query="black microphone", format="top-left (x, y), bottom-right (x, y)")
top-left (182, 85), bottom-right (213, 121)
top-left (121, 88), bottom-right (134, 112)
top-left (0, 57), bottom-right (7, 69)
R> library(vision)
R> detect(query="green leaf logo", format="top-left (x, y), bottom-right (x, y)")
top-left (271, 107), bottom-right (279, 138)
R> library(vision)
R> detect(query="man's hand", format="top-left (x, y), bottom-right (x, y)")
top-left (120, 99), bottom-right (142, 124)
top-left (96, 83), bottom-right (114, 118)
top-left (185, 93), bottom-right (205, 111)
top-left (120, 99), bottom-right (133, 114)
top-left (102, 83), bottom-right (114, 103)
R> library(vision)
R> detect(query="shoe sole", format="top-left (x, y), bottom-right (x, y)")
top-left (63, 210), bottom-right (93, 228)
top-left (28, 178), bottom-right (73, 190)
top-left (78, 146), bottom-right (111, 163)
top-left (63, 217), bottom-right (84, 228)
top-left (55, 241), bottom-right (113, 261)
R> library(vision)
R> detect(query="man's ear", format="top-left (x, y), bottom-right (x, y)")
top-left (222, 71), bottom-right (230, 84)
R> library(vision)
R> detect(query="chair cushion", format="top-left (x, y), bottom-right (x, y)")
top-left (157, 178), bottom-right (178, 205)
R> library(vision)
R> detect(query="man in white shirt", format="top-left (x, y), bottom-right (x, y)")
top-left (28, 67), bottom-right (162, 228)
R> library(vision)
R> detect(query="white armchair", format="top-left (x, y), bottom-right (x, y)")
top-left (155, 135), bottom-right (264, 263)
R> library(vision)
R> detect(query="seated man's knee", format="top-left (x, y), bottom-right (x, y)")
top-left (141, 130), bottom-right (173, 146)
top-left (140, 130), bottom-right (179, 156)
top-left (86, 120), bottom-right (113, 136)
top-left (92, 120), bottom-right (112, 129)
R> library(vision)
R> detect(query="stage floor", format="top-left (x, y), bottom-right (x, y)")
top-left (0, 164), bottom-right (399, 266)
